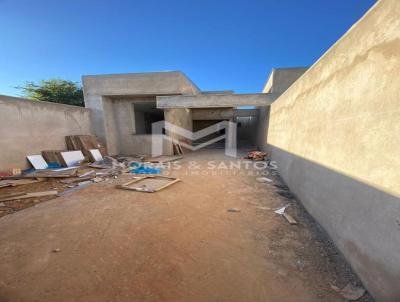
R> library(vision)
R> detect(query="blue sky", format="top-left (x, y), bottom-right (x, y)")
top-left (0, 0), bottom-right (376, 96)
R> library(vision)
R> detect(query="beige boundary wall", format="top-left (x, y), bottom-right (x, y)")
top-left (267, 1), bottom-right (400, 301)
top-left (0, 95), bottom-right (92, 170)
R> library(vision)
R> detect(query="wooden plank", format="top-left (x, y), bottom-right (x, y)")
top-left (117, 176), bottom-right (180, 193)
top-left (153, 178), bottom-right (181, 191)
top-left (283, 213), bottom-right (298, 225)
top-left (0, 190), bottom-right (58, 202)
top-left (42, 150), bottom-right (66, 166)
top-left (0, 178), bottom-right (44, 188)
top-left (177, 143), bottom-right (184, 155)
top-left (144, 155), bottom-right (183, 163)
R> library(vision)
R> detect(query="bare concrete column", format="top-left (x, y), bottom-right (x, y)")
top-left (164, 108), bottom-right (193, 147)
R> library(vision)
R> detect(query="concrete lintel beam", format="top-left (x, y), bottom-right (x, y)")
top-left (156, 93), bottom-right (278, 109)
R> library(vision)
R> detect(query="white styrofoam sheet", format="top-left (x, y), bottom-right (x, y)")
top-left (60, 151), bottom-right (85, 167)
top-left (27, 155), bottom-right (48, 170)
top-left (89, 149), bottom-right (103, 162)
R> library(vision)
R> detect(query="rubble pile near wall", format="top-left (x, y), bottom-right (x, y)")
top-left (0, 135), bottom-right (182, 218)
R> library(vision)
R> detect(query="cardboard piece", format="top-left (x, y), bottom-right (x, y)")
top-left (60, 151), bottom-right (85, 167)
top-left (27, 155), bottom-right (48, 170)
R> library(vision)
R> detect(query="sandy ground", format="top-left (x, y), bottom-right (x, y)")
top-left (0, 150), bottom-right (372, 302)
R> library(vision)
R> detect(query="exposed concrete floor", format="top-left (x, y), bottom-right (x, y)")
top-left (0, 150), bottom-right (371, 302)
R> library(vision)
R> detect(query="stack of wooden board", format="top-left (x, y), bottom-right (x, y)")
top-left (65, 135), bottom-right (107, 160)
top-left (41, 150), bottom-right (65, 166)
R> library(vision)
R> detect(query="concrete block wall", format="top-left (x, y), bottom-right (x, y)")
top-left (0, 95), bottom-right (92, 170)
top-left (267, 1), bottom-right (400, 301)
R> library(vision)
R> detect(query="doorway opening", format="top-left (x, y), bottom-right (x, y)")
top-left (132, 102), bottom-right (164, 134)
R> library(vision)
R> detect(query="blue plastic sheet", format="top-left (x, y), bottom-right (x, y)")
top-left (129, 162), bottom-right (162, 174)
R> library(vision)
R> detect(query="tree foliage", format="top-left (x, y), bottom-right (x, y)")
top-left (17, 79), bottom-right (84, 107)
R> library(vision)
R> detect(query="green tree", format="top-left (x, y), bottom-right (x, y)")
top-left (17, 79), bottom-right (84, 107)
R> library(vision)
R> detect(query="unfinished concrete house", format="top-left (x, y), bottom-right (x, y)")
top-left (81, 71), bottom-right (288, 155)
top-left (0, 1), bottom-right (398, 301)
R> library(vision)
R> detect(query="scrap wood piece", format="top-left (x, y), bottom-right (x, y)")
top-left (41, 150), bottom-right (66, 166)
top-left (256, 177), bottom-right (272, 183)
top-left (57, 181), bottom-right (91, 196)
top-left (77, 170), bottom-right (96, 178)
top-left (0, 178), bottom-right (44, 188)
top-left (23, 168), bottom-right (79, 179)
top-left (65, 135), bottom-right (108, 157)
top-left (274, 205), bottom-right (297, 225)
top-left (117, 175), bottom-right (180, 193)
top-left (143, 155), bottom-right (183, 163)
top-left (172, 141), bottom-right (184, 156)
top-left (282, 213), bottom-right (297, 225)
top-left (59, 176), bottom-right (94, 184)
top-left (0, 190), bottom-right (58, 202)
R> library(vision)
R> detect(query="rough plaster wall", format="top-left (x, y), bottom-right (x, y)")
top-left (0, 95), bottom-right (91, 170)
top-left (164, 108), bottom-right (193, 147)
top-left (102, 98), bottom-right (120, 155)
top-left (267, 1), bottom-right (400, 301)
top-left (236, 116), bottom-right (258, 147)
top-left (255, 107), bottom-right (270, 152)
top-left (192, 108), bottom-right (234, 120)
top-left (107, 97), bottom-right (172, 155)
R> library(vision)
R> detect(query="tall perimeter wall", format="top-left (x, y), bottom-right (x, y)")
top-left (0, 95), bottom-right (92, 170)
top-left (267, 1), bottom-right (400, 301)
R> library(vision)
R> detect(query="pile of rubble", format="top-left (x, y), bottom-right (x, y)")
top-left (0, 135), bottom-right (182, 216)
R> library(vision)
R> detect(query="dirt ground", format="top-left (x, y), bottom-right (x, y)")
top-left (0, 150), bottom-right (372, 301)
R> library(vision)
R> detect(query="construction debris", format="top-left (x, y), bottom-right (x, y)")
top-left (0, 190), bottom-right (58, 202)
top-left (57, 181), bottom-right (92, 197)
top-left (41, 150), bottom-right (66, 167)
top-left (246, 150), bottom-right (267, 161)
top-left (88, 149), bottom-right (103, 162)
top-left (256, 177), bottom-right (272, 183)
top-left (117, 176), bottom-right (180, 193)
top-left (27, 155), bottom-right (48, 170)
top-left (274, 205), bottom-right (297, 225)
top-left (130, 162), bottom-right (162, 174)
top-left (283, 213), bottom-right (297, 225)
top-left (173, 141), bottom-right (184, 155)
top-left (0, 178), bottom-right (44, 188)
top-left (59, 176), bottom-right (94, 184)
top-left (21, 168), bottom-right (79, 179)
top-left (340, 283), bottom-right (366, 301)
top-left (66, 135), bottom-right (107, 159)
top-left (60, 151), bottom-right (85, 167)
top-left (143, 155), bottom-right (182, 163)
